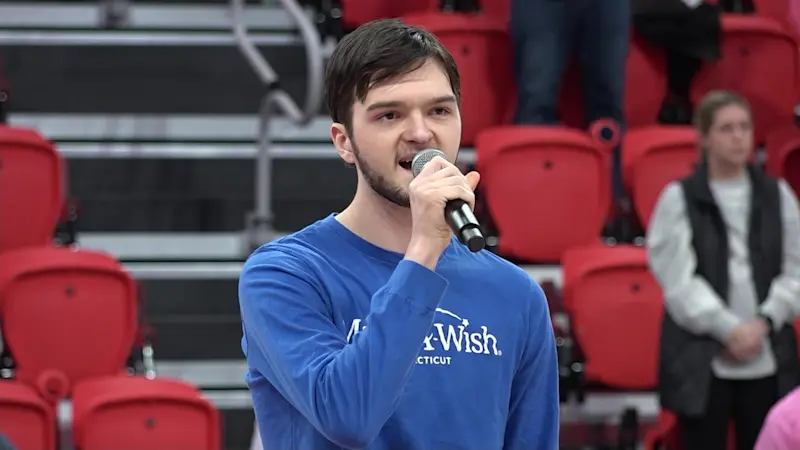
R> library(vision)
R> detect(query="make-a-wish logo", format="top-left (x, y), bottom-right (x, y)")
top-left (345, 308), bottom-right (502, 366)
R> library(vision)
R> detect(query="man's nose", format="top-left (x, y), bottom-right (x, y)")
top-left (403, 112), bottom-right (434, 144)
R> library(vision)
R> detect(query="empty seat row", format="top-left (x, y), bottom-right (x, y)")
top-left (342, 0), bottom-right (799, 36)
top-left (339, 11), bottom-right (799, 146)
top-left (0, 245), bottom-right (221, 450)
top-left (477, 124), bottom-right (800, 262)
top-left (559, 244), bottom-right (800, 394)
top-left (0, 125), bottom-right (221, 450)
top-left (3, 375), bottom-right (219, 450)
top-left (5, 121), bottom-right (800, 264)
top-left (562, 244), bottom-right (798, 450)
top-left (340, 0), bottom-right (509, 30)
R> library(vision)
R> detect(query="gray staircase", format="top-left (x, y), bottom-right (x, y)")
top-left (3, 2), bottom-right (326, 449)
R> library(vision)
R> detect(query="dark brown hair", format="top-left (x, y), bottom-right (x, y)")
top-left (324, 18), bottom-right (461, 131)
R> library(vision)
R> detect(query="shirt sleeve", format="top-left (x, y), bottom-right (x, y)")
top-left (503, 279), bottom-right (560, 450)
top-left (760, 180), bottom-right (800, 329)
top-left (239, 249), bottom-right (448, 449)
top-left (646, 182), bottom-right (742, 342)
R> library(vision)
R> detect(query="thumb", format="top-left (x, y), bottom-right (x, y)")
top-left (465, 171), bottom-right (481, 191)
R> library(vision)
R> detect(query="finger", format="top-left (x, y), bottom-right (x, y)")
top-left (416, 155), bottom-right (453, 177)
top-left (728, 351), bottom-right (745, 362)
top-left (465, 171), bottom-right (480, 191)
top-left (434, 185), bottom-right (476, 210)
top-left (420, 177), bottom-right (477, 208)
top-left (732, 346), bottom-right (752, 361)
top-left (420, 174), bottom-right (472, 190)
top-left (744, 341), bottom-right (763, 357)
top-left (417, 163), bottom-right (462, 182)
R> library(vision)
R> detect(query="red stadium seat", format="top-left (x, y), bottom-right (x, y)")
top-left (475, 126), bottom-right (611, 262)
top-left (0, 381), bottom-right (56, 450)
top-left (340, 0), bottom-right (437, 30)
top-left (560, 33), bottom-right (668, 129)
top-left (402, 13), bottom-right (514, 145)
top-left (643, 410), bottom-right (681, 450)
top-left (476, 0), bottom-right (510, 22)
top-left (0, 125), bottom-right (64, 252)
top-left (795, 318), bottom-right (800, 351)
top-left (72, 376), bottom-right (221, 450)
top-left (754, 0), bottom-right (796, 34)
top-left (622, 126), bottom-right (699, 229)
top-left (691, 15), bottom-right (799, 145)
top-left (562, 245), bottom-right (662, 390)
top-left (765, 126), bottom-right (800, 197)
top-left (0, 246), bottom-right (138, 402)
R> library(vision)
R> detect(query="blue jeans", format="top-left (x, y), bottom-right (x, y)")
top-left (510, 0), bottom-right (630, 127)
top-left (0, 434), bottom-right (16, 450)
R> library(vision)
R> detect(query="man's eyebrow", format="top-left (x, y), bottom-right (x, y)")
top-left (431, 95), bottom-right (457, 104)
top-left (366, 100), bottom-right (403, 111)
top-left (365, 95), bottom-right (457, 111)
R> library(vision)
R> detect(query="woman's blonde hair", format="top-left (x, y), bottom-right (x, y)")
top-left (693, 90), bottom-right (751, 135)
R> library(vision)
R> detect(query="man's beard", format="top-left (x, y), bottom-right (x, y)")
top-left (351, 138), bottom-right (410, 208)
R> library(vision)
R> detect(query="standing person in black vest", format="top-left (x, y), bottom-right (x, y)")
top-left (647, 90), bottom-right (800, 450)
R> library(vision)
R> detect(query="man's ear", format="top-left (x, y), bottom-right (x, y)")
top-left (331, 123), bottom-right (356, 165)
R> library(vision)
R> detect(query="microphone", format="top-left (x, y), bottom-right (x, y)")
top-left (411, 149), bottom-right (486, 253)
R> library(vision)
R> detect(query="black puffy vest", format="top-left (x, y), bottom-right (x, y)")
top-left (658, 163), bottom-right (800, 416)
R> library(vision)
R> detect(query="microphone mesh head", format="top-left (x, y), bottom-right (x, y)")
top-left (411, 149), bottom-right (447, 177)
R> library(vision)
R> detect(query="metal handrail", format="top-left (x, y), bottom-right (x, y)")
top-left (230, 0), bottom-right (325, 250)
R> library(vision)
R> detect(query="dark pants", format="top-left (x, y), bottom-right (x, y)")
top-left (680, 375), bottom-right (778, 450)
top-left (0, 434), bottom-right (16, 450)
top-left (509, 0), bottom-right (630, 127)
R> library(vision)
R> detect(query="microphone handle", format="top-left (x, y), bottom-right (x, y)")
top-left (444, 200), bottom-right (485, 253)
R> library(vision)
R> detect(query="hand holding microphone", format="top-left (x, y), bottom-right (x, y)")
top-left (404, 149), bottom-right (484, 270)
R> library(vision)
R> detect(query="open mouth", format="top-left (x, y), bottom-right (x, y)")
top-left (399, 159), bottom-right (413, 171)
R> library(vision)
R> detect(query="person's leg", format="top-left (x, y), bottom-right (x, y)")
top-left (509, 0), bottom-right (572, 125)
top-left (679, 376), bottom-right (732, 450)
top-left (575, 0), bottom-right (630, 128)
top-left (0, 433), bottom-right (16, 450)
top-left (575, 0), bottom-right (630, 201)
top-left (660, 52), bottom-right (702, 125)
top-left (732, 376), bottom-right (778, 450)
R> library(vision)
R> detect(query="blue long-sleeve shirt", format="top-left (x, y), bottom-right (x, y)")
top-left (239, 214), bottom-right (559, 449)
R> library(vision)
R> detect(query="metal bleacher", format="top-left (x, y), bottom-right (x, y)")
top-left (0, 1), bottom-right (658, 448)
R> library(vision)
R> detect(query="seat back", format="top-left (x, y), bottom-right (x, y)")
top-left (622, 126), bottom-right (699, 229)
top-left (765, 126), bottom-right (800, 198)
top-left (476, 126), bottom-right (610, 262)
top-left (562, 245), bottom-right (662, 390)
top-left (340, 0), bottom-right (437, 29)
top-left (0, 125), bottom-right (63, 252)
top-left (0, 246), bottom-right (138, 402)
top-left (560, 33), bottom-right (668, 129)
top-left (754, 0), bottom-right (796, 33)
top-left (72, 377), bottom-right (220, 450)
top-left (403, 13), bottom-right (514, 145)
top-left (0, 382), bottom-right (56, 450)
top-left (476, 0), bottom-right (510, 22)
top-left (795, 319), bottom-right (800, 354)
top-left (792, 0), bottom-right (800, 35)
top-left (691, 15), bottom-right (799, 145)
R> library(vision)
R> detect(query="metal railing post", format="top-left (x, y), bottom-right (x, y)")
top-left (230, 0), bottom-right (325, 252)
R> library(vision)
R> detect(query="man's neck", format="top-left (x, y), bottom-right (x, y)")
top-left (707, 158), bottom-right (746, 181)
top-left (336, 186), bottom-right (414, 254)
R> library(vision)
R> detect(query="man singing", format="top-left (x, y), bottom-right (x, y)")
top-left (238, 18), bottom-right (559, 450)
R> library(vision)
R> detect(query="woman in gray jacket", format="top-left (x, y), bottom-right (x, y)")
top-left (646, 90), bottom-right (800, 450)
